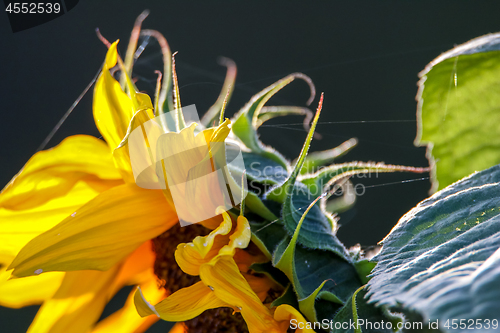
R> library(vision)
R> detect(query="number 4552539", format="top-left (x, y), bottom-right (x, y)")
top-left (5, 2), bottom-right (61, 14)
top-left (444, 319), bottom-right (499, 330)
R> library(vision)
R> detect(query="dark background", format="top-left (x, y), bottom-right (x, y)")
top-left (1, 1), bottom-right (500, 332)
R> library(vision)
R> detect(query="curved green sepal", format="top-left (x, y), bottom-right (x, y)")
top-left (299, 138), bottom-right (358, 175)
top-left (241, 152), bottom-right (288, 185)
top-left (331, 288), bottom-right (394, 333)
top-left (300, 162), bottom-right (429, 197)
top-left (201, 57), bottom-right (237, 127)
top-left (266, 93), bottom-right (323, 203)
top-left (255, 106), bottom-right (312, 128)
top-left (231, 73), bottom-right (315, 167)
top-left (298, 280), bottom-right (343, 323)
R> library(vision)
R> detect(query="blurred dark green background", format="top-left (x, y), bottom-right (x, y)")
top-left (1, 1), bottom-right (500, 332)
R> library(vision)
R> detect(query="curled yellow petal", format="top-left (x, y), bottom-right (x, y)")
top-left (199, 257), bottom-right (281, 333)
top-left (219, 215), bottom-right (251, 256)
top-left (134, 281), bottom-right (230, 321)
top-left (175, 210), bottom-right (232, 275)
top-left (93, 41), bottom-right (154, 151)
top-left (274, 304), bottom-right (317, 333)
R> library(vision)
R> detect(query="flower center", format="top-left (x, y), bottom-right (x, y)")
top-left (152, 223), bottom-right (206, 292)
top-left (152, 223), bottom-right (250, 332)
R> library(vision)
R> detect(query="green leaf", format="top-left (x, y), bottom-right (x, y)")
top-left (353, 259), bottom-right (376, 285)
top-left (293, 243), bottom-right (361, 306)
top-left (415, 33), bottom-right (500, 191)
top-left (367, 164), bottom-right (500, 330)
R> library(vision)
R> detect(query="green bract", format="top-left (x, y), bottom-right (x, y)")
top-left (219, 69), bottom-right (429, 331)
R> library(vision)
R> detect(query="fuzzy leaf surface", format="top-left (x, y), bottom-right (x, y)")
top-left (367, 164), bottom-right (500, 333)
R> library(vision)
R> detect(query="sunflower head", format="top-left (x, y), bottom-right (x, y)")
top-left (0, 12), bottom-right (430, 333)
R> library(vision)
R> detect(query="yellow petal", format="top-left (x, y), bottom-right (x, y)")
top-left (199, 257), bottom-right (281, 333)
top-left (134, 281), bottom-right (230, 321)
top-left (175, 210), bottom-right (232, 275)
top-left (114, 240), bottom-right (157, 286)
top-left (0, 181), bottom-right (111, 259)
top-left (92, 277), bottom-right (164, 333)
top-left (0, 263), bottom-right (64, 308)
top-left (274, 304), bottom-right (316, 333)
top-left (93, 41), bottom-right (153, 151)
top-left (156, 121), bottom-right (232, 224)
top-left (0, 135), bottom-right (122, 210)
top-left (9, 184), bottom-right (177, 278)
top-left (218, 215), bottom-right (251, 256)
top-left (113, 109), bottom-right (160, 185)
top-left (27, 267), bottom-right (121, 333)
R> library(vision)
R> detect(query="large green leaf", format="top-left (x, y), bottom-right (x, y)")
top-left (367, 164), bottom-right (500, 332)
top-left (415, 32), bottom-right (500, 191)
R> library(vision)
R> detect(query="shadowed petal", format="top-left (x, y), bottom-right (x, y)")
top-left (92, 274), bottom-right (165, 333)
top-left (27, 267), bottom-right (121, 333)
top-left (0, 263), bottom-right (64, 308)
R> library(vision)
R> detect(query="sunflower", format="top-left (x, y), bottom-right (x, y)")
top-left (1, 13), bottom-right (430, 333)
top-left (0, 19), bottom-right (313, 332)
